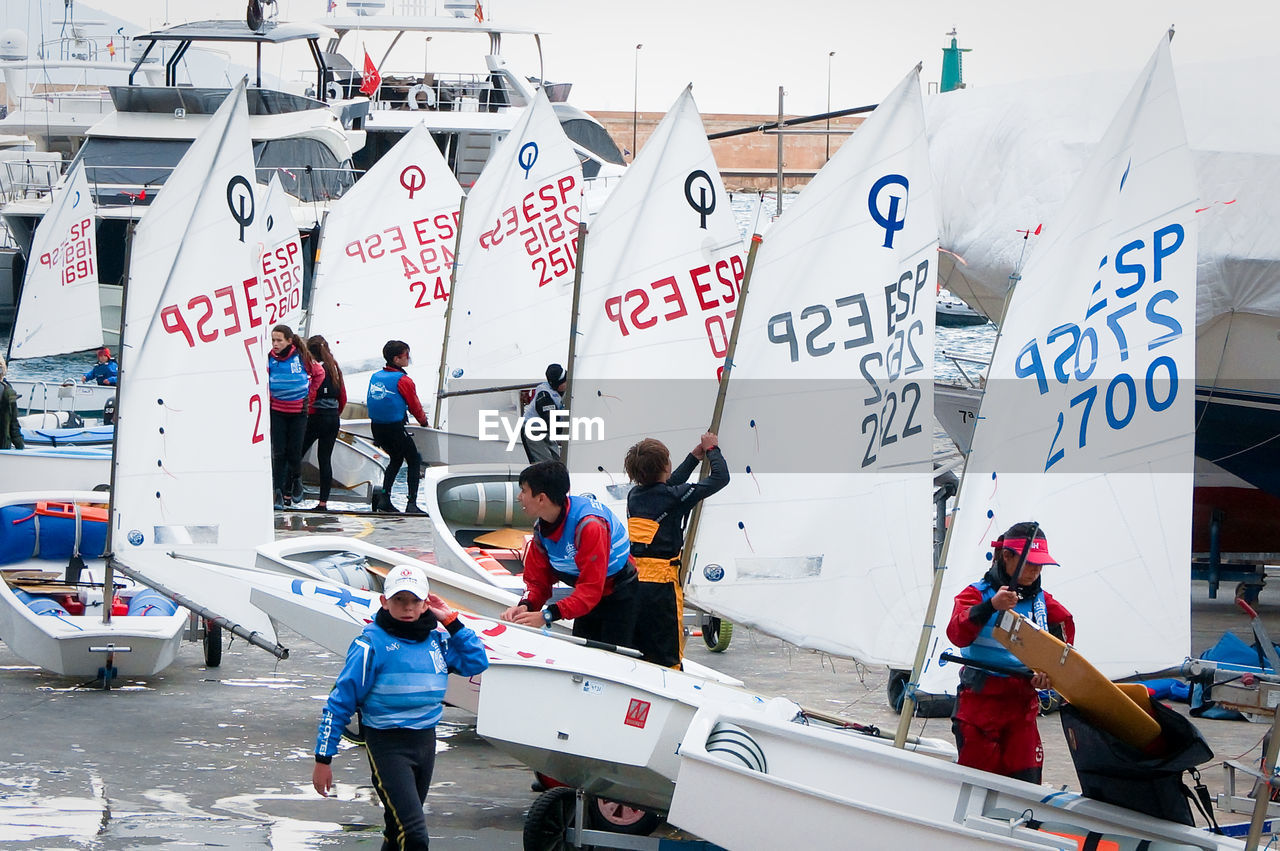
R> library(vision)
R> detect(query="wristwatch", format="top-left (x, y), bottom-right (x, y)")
top-left (542, 608), bottom-right (554, 626)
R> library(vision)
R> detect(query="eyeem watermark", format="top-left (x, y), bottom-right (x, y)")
top-left (478, 411), bottom-right (605, 451)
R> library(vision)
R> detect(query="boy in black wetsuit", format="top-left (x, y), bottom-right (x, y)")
top-left (623, 432), bottom-right (729, 668)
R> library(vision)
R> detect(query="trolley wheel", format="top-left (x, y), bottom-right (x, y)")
top-left (523, 786), bottom-right (586, 850)
top-left (203, 619), bottom-right (223, 667)
top-left (701, 614), bottom-right (733, 652)
top-left (587, 794), bottom-right (661, 836)
top-left (887, 669), bottom-right (909, 712)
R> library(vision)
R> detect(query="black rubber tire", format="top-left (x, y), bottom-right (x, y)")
top-left (586, 795), bottom-right (661, 836)
top-left (700, 614), bottom-right (733, 652)
top-left (523, 786), bottom-right (585, 851)
top-left (887, 669), bottom-right (909, 712)
top-left (888, 669), bottom-right (956, 718)
top-left (203, 620), bottom-right (223, 668)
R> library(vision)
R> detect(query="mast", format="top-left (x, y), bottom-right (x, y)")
top-left (557, 221), bottom-right (589, 467)
top-left (678, 231), bottom-right (762, 586)
top-left (433, 196), bottom-right (467, 428)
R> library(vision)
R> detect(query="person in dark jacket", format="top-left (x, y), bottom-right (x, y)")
top-left (0, 355), bottom-right (24, 450)
top-left (312, 564), bottom-right (488, 850)
top-left (623, 432), bottom-right (729, 667)
top-left (81, 346), bottom-right (118, 386)
top-left (301, 335), bottom-right (347, 511)
top-left (520, 363), bottom-right (567, 462)
top-left (367, 340), bottom-right (428, 514)
top-left (946, 522), bottom-right (1074, 782)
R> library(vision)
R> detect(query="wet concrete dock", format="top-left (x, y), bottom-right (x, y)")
top-left (1, 511), bottom-right (1278, 847)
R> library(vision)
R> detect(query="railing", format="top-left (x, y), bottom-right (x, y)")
top-left (1, 159), bottom-right (65, 203)
top-left (941, 351), bottom-right (989, 388)
top-left (367, 72), bottom-right (500, 113)
top-left (13, 90), bottom-right (115, 117)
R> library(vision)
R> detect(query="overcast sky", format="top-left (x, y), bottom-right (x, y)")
top-left (12, 1), bottom-right (1277, 114)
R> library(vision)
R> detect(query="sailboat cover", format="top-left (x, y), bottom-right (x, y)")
top-left (438, 89), bottom-right (584, 431)
top-left (920, 37), bottom-right (1198, 693)
top-left (111, 80), bottom-right (279, 640)
top-left (567, 86), bottom-right (744, 501)
top-left (684, 68), bottom-right (937, 668)
top-left (306, 123), bottom-right (462, 403)
top-left (8, 161), bottom-right (102, 359)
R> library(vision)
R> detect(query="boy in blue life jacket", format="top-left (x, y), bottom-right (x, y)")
top-left (82, 347), bottom-right (118, 386)
top-left (312, 564), bottom-right (488, 850)
top-left (946, 522), bottom-right (1075, 783)
top-left (500, 460), bottom-right (639, 648)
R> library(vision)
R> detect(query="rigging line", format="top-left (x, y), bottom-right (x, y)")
top-left (1209, 429), bottom-right (1280, 466)
top-left (1194, 309), bottom-right (1234, 432)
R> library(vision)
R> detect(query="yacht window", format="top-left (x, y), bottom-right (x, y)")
top-left (253, 139), bottom-right (355, 202)
top-left (559, 118), bottom-right (624, 166)
top-left (71, 138), bottom-right (191, 194)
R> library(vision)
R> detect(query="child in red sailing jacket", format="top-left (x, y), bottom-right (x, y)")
top-left (946, 522), bottom-right (1075, 782)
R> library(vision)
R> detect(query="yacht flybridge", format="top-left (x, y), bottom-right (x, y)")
top-left (322, 5), bottom-right (625, 188)
top-left (1, 19), bottom-right (365, 284)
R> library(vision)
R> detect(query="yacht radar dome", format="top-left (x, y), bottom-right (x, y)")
top-left (0, 29), bottom-right (28, 61)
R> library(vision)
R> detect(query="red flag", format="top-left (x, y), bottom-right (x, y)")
top-left (359, 49), bottom-right (381, 97)
top-left (107, 38), bottom-right (115, 57)
top-left (475, 1), bottom-right (484, 22)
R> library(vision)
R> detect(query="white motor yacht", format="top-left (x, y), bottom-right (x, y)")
top-left (320, 1), bottom-right (625, 192)
top-left (1, 19), bottom-right (365, 292)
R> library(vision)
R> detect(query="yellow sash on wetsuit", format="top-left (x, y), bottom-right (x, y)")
top-left (629, 518), bottom-right (686, 661)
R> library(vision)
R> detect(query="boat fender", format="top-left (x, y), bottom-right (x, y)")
top-left (705, 722), bottom-right (768, 773)
top-left (0, 503), bottom-right (109, 565)
top-left (13, 589), bottom-right (70, 617)
top-left (126, 588), bottom-right (180, 617)
top-left (437, 481), bottom-right (532, 527)
top-left (311, 551), bottom-right (373, 590)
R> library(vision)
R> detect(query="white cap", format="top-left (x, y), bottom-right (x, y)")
top-left (383, 564), bottom-right (430, 600)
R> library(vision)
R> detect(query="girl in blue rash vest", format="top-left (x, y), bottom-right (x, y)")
top-left (312, 564), bottom-right (488, 851)
top-left (268, 324), bottom-right (323, 508)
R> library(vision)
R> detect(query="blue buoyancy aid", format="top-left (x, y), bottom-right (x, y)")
top-left (537, 494), bottom-right (631, 581)
top-left (268, 348), bottom-right (309, 403)
top-left (367, 368), bottom-right (407, 423)
top-left (960, 579), bottom-right (1049, 676)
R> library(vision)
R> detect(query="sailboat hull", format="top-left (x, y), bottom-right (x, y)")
top-left (0, 580), bottom-right (186, 678)
top-left (668, 704), bottom-right (1242, 850)
top-left (475, 660), bottom-right (955, 814)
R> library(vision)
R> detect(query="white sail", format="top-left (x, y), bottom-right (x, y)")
top-left (439, 89), bottom-right (584, 431)
top-left (684, 68), bottom-right (937, 668)
top-left (919, 37), bottom-right (1197, 692)
top-left (567, 86), bottom-right (744, 504)
top-left (307, 123), bottom-right (462, 406)
top-left (8, 161), bottom-right (102, 358)
top-left (258, 173), bottom-right (306, 333)
top-left (111, 80), bottom-right (279, 640)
